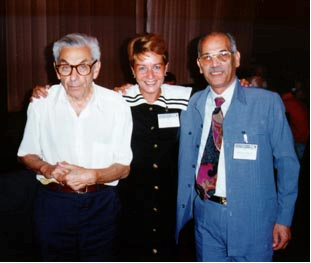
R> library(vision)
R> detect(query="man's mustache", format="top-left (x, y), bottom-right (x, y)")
top-left (208, 66), bottom-right (224, 73)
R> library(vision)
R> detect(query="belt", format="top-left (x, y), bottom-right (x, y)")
top-left (43, 182), bottom-right (109, 194)
top-left (209, 195), bottom-right (227, 205)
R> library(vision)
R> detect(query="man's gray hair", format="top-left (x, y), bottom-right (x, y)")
top-left (197, 32), bottom-right (238, 58)
top-left (53, 33), bottom-right (101, 62)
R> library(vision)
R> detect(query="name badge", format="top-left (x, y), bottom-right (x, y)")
top-left (158, 113), bottom-right (180, 128)
top-left (233, 143), bottom-right (258, 160)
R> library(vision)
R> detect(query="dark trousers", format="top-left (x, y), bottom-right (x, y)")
top-left (34, 185), bottom-right (121, 262)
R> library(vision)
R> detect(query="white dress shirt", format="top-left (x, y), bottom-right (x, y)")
top-left (196, 80), bottom-right (236, 197)
top-left (18, 83), bottom-right (133, 186)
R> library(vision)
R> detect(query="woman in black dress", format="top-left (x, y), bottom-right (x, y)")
top-left (117, 33), bottom-right (192, 261)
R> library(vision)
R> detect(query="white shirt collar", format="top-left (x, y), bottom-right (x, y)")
top-left (209, 78), bottom-right (236, 106)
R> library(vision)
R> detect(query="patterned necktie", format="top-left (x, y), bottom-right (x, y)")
top-left (196, 97), bottom-right (225, 200)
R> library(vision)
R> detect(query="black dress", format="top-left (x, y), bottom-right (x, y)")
top-left (117, 84), bottom-right (191, 261)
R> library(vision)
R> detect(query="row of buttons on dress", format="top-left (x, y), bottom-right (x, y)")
top-left (152, 163), bottom-right (159, 255)
top-left (150, 105), bottom-right (160, 256)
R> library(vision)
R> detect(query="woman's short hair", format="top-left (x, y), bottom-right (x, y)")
top-left (128, 33), bottom-right (169, 66)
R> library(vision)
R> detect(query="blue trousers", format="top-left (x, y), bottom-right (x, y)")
top-left (194, 196), bottom-right (273, 262)
top-left (34, 185), bottom-right (121, 261)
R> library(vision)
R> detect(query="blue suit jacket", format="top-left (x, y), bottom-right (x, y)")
top-left (176, 80), bottom-right (300, 255)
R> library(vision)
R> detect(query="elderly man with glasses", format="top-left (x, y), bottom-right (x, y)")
top-left (17, 33), bottom-right (133, 261)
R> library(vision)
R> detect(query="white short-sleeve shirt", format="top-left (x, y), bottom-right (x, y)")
top-left (18, 83), bottom-right (133, 186)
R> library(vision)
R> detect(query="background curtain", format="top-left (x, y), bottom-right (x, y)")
top-left (4, 0), bottom-right (138, 112)
top-left (1, 0), bottom-right (309, 112)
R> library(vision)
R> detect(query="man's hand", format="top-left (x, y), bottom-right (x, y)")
top-left (239, 78), bottom-right (251, 87)
top-left (57, 162), bottom-right (97, 191)
top-left (30, 85), bottom-right (50, 102)
top-left (18, 154), bottom-right (69, 182)
top-left (40, 162), bottom-right (70, 181)
top-left (272, 223), bottom-right (291, 250)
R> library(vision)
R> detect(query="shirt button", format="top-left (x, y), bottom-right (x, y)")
top-left (152, 248), bottom-right (158, 254)
top-left (150, 126), bottom-right (155, 130)
top-left (154, 185), bottom-right (159, 190)
top-left (149, 107), bottom-right (153, 111)
top-left (153, 163), bottom-right (158, 169)
top-left (152, 228), bottom-right (157, 232)
top-left (153, 144), bottom-right (158, 149)
top-left (153, 207), bottom-right (158, 212)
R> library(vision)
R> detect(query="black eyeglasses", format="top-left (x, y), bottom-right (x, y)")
top-left (54, 60), bottom-right (97, 76)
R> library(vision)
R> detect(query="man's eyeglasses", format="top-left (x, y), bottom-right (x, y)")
top-left (198, 51), bottom-right (233, 64)
top-left (54, 60), bottom-right (97, 76)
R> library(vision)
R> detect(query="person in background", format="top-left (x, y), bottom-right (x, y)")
top-left (17, 33), bottom-right (133, 261)
top-left (277, 77), bottom-right (309, 160)
top-left (176, 32), bottom-right (300, 261)
top-left (248, 64), bottom-right (268, 88)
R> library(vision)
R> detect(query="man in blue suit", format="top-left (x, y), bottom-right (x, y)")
top-left (176, 32), bottom-right (300, 261)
